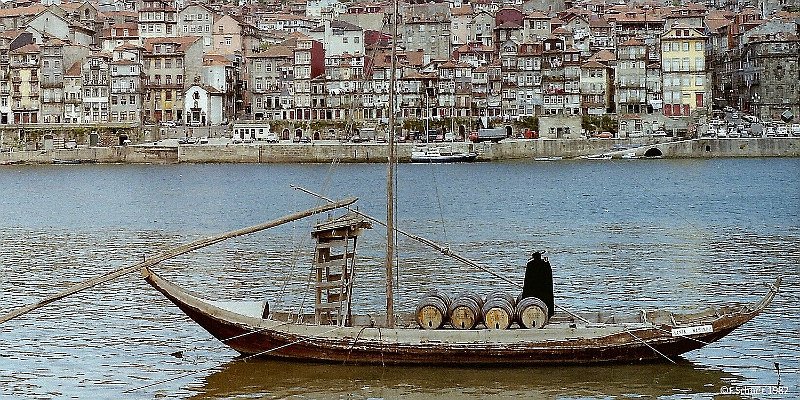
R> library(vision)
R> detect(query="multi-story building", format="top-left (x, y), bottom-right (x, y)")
top-left (39, 38), bottom-right (65, 123)
top-left (291, 33), bottom-right (324, 121)
top-left (110, 44), bottom-right (143, 124)
top-left (308, 20), bottom-right (364, 58)
top-left (248, 44), bottom-right (293, 121)
top-left (661, 26), bottom-right (710, 118)
top-left (63, 61), bottom-right (82, 123)
top-left (403, 4), bottom-right (452, 61)
top-left (472, 10), bottom-right (494, 49)
top-left (142, 36), bottom-right (204, 123)
top-left (580, 60), bottom-right (612, 115)
top-left (450, 4), bottom-right (473, 56)
top-left (516, 42), bottom-right (543, 117)
top-left (646, 61), bottom-right (662, 115)
top-left (9, 43), bottom-right (39, 123)
top-left (541, 37), bottom-right (565, 116)
top-left (139, 0), bottom-right (178, 39)
top-left (521, 11), bottom-right (550, 43)
top-left (563, 46), bottom-right (582, 116)
top-left (0, 31), bottom-right (34, 124)
top-left (616, 38), bottom-right (648, 114)
top-left (738, 32), bottom-right (800, 122)
top-left (325, 52), bottom-right (365, 121)
top-left (588, 17), bottom-right (614, 55)
top-left (498, 39), bottom-right (518, 119)
top-left (81, 52), bottom-right (110, 123)
top-left (101, 23), bottom-right (141, 53)
top-left (200, 53), bottom-right (237, 123)
top-left (178, 3), bottom-right (217, 49)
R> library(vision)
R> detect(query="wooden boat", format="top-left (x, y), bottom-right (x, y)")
top-left (142, 265), bottom-right (780, 365)
top-left (410, 145), bottom-right (477, 163)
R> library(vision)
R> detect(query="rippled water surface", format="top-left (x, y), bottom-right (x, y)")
top-left (0, 159), bottom-right (798, 399)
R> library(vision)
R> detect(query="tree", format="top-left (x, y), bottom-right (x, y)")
top-left (519, 116), bottom-right (539, 132)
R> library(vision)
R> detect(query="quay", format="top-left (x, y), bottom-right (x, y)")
top-left (2, 137), bottom-right (799, 165)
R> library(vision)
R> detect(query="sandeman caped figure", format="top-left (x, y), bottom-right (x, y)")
top-left (521, 251), bottom-right (554, 318)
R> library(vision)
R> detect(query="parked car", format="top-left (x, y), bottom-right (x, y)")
top-left (776, 125), bottom-right (789, 137)
top-left (265, 133), bottom-right (279, 143)
top-left (162, 121), bottom-right (176, 128)
top-left (199, 137), bottom-right (209, 145)
top-left (300, 136), bottom-right (312, 143)
top-left (791, 124), bottom-right (800, 137)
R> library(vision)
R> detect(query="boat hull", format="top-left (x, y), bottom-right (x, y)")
top-left (143, 268), bottom-right (779, 365)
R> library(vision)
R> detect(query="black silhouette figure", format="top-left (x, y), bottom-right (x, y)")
top-left (521, 251), bottom-right (554, 318)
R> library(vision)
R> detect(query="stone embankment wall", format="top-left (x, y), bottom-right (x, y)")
top-left (0, 146), bottom-right (177, 164)
top-left (1, 138), bottom-right (798, 165)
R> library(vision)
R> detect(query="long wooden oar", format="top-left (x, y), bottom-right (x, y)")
top-left (0, 197), bottom-right (357, 325)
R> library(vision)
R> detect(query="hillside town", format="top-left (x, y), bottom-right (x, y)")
top-left (0, 0), bottom-right (798, 146)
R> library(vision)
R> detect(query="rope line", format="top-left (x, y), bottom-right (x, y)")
top-left (625, 329), bottom-right (675, 364)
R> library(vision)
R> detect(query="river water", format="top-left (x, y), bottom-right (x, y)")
top-left (0, 158), bottom-right (797, 399)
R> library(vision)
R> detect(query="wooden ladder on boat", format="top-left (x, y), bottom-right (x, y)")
top-left (312, 213), bottom-right (372, 326)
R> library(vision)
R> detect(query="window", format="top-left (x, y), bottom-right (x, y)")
top-left (225, 37), bottom-right (232, 46)
top-left (343, 37), bottom-right (348, 43)
top-left (694, 57), bottom-right (704, 70)
top-left (695, 41), bottom-right (702, 51)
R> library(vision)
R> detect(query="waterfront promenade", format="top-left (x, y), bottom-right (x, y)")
top-left (1, 137), bottom-right (799, 165)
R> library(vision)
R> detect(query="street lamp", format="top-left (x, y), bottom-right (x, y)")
top-left (752, 93), bottom-right (760, 121)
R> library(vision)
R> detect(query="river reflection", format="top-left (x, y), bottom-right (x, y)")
top-left (189, 358), bottom-right (738, 399)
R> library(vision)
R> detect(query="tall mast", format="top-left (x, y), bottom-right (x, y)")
top-left (384, 0), bottom-right (399, 328)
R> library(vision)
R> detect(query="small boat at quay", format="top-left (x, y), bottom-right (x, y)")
top-left (581, 153), bottom-right (613, 160)
top-left (410, 145), bottom-right (477, 163)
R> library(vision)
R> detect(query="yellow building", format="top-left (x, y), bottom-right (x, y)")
top-left (660, 27), bottom-right (710, 117)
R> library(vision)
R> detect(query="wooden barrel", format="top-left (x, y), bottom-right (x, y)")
top-left (415, 290), bottom-right (451, 330)
top-left (449, 292), bottom-right (484, 330)
top-left (516, 296), bottom-right (550, 329)
top-left (482, 292), bottom-right (516, 330)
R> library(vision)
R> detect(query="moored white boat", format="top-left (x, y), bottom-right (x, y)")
top-left (411, 145), bottom-right (477, 163)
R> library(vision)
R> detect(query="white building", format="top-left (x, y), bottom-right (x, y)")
top-left (184, 84), bottom-right (223, 126)
top-left (308, 20), bottom-right (363, 58)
